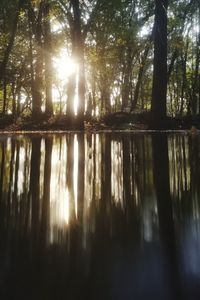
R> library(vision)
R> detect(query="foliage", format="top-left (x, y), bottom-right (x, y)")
top-left (0, 0), bottom-right (199, 127)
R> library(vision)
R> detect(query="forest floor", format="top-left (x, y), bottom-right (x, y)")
top-left (0, 112), bottom-right (200, 133)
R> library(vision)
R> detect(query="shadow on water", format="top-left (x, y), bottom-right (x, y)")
top-left (0, 133), bottom-right (200, 299)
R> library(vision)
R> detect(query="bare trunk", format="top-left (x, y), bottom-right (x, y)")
top-left (131, 40), bottom-right (151, 111)
top-left (121, 47), bottom-right (132, 111)
top-left (191, 24), bottom-right (200, 115)
top-left (69, 0), bottom-right (85, 126)
top-left (28, 0), bottom-right (44, 117)
top-left (180, 42), bottom-right (189, 115)
top-left (151, 0), bottom-right (168, 123)
top-left (3, 77), bottom-right (7, 114)
top-left (43, 2), bottom-right (53, 116)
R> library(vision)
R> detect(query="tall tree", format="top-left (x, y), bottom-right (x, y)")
top-left (151, 0), bottom-right (168, 122)
top-left (43, 1), bottom-right (53, 116)
top-left (0, 0), bottom-right (24, 114)
top-left (70, 0), bottom-right (85, 125)
top-left (0, 0), bottom-right (24, 82)
top-left (58, 0), bottom-right (85, 125)
top-left (28, 0), bottom-right (44, 117)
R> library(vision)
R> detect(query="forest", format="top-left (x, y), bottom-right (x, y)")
top-left (1, 1), bottom-right (200, 298)
top-left (0, 0), bottom-right (200, 130)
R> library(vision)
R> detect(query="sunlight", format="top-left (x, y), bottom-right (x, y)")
top-left (50, 137), bottom-right (70, 230)
top-left (53, 50), bottom-right (78, 81)
top-left (53, 49), bottom-right (79, 114)
top-left (111, 141), bottom-right (124, 207)
top-left (60, 188), bottom-right (70, 225)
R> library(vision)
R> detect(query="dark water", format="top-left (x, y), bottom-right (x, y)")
top-left (0, 132), bottom-right (200, 299)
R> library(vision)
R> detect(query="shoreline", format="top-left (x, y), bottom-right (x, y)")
top-left (0, 128), bottom-right (198, 135)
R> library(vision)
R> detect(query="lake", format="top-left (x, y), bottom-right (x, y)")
top-left (0, 132), bottom-right (200, 299)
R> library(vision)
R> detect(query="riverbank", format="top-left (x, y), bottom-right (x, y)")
top-left (0, 112), bottom-right (200, 132)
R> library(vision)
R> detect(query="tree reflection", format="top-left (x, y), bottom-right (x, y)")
top-left (29, 137), bottom-right (41, 250)
top-left (40, 137), bottom-right (53, 248)
top-left (152, 133), bottom-right (181, 299)
top-left (0, 134), bottom-right (200, 299)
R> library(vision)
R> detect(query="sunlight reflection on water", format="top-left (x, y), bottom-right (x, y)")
top-left (0, 133), bottom-right (200, 299)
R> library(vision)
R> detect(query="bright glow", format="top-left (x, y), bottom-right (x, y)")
top-left (52, 20), bottom-right (64, 33)
top-left (138, 24), bottom-right (152, 38)
top-left (50, 137), bottom-right (69, 228)
top-left (60, 188), bottom-right (69, 224)
top-left (53, 49), bottom-right (79, 114)
top-left (53, 49), bottom-right (78, 80)
top-left (111, 141), bottom-right (124, 206)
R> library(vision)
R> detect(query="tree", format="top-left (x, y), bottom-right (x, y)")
top-left (0, 0), bottom-right (24, 114)
top-left (27, 0), bottom-right (44, 117)
top-left (43, 1), bottom-right (53, 116)
top-left (151, 0), bottom-right (168, 122)
top-left (70, 0), bottom-right (85, 124)
top-left (0, 0), bottom-right (24, 82)
top-left (0, 0), bottom-right (200, 126)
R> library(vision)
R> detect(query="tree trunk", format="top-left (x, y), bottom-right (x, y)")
top-left (0, 142), bottom-right (5, 206)
top-left (67, 72), bottom-right (76, 117)
top-left (11, 80), bottom-right (17, 117)
top-left (191, 22), bottom-right (200, 115)
top-left (100, 85), bottom-right (111, 115)
top-left (151, 0), bottom-right (168, 122)
top-left (70, 0), bottom-right (85, 126)
top-left (3, 77), bottom-right (7, 114)
top-left (43, 2), bottom-right (53, 116)
top-left (121, 47), bottom-right (132, 111)
top-left (33, 3), bottom-right (43, 117)
top-left (131, 39), bottom-right (151, 111)
top-left (180, 42), bottom-right (189, 115)
top-left (28, 0), bottom-right (44, 117)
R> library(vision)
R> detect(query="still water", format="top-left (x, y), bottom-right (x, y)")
top-left (0, 132), bottom-right (200, 299)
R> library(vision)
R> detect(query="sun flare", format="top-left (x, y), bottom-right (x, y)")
top-left (53, 49), bottom-right (79, 114)
top-left (54, 50), bottom-right (78, 80)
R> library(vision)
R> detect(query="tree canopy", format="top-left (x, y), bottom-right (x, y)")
top-left (0, 0), bottom-right (199, 129)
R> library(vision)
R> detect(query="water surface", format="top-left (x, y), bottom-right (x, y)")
top-left (0, 132), bottom-right (200, 300)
